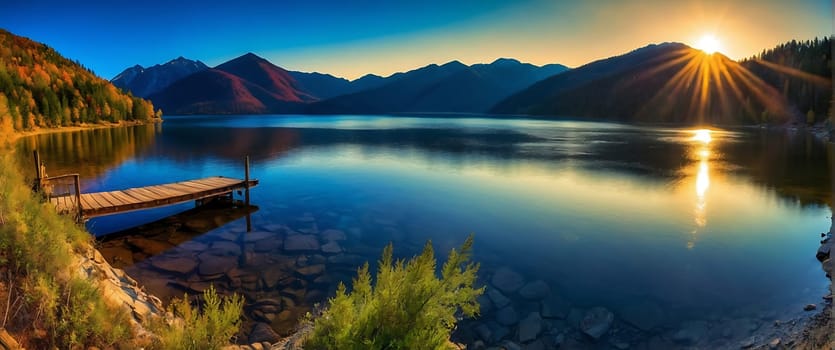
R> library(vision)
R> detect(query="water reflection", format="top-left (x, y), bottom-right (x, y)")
top-left (15, 124), bottom-right (159, 186)
top-left (688, 129), bottom-right (713, 248)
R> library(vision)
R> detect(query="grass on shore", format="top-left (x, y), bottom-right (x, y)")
top-left (0, 129), bottom-right (246, 349)
top-left (0, 139), bottom-right (132, 347)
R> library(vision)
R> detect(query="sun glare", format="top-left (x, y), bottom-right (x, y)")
top-left (695, 34), bottom-right (720, 54)
top-left (692, 129), bottom-right (712, 144)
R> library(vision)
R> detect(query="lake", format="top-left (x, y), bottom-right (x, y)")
top-left (16, 115), bottom-right (834, 348)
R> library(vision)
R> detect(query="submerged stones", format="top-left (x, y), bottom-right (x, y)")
top-left (284, 234), bottom-right (320, 252)
top-left (149, 255), bottom-right (198, 275)
top-left (197, 255), bottom-right (237, 276)
top-left (321, 229), bottom-right (347, 241)
top-left (487, 289), bottom-right (511, 309)
top-left (496, 306), bottom-right (519, 326)
top-left (517, 312), bottom-right (542, 343)
top-left (540, 295), bottom-right (570, 319)
top-left (320, 241), bottom-right (342, 254)
top-left (248, 322), bottom-right (281, 344)
top-left (580, 307), bottom-right (614, 340)
top-left (518, 280), bottom-right (550, 300)
top-left (491, 267), bottom-right (525, 294)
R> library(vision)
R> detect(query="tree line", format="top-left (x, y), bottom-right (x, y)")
top-left (741, 36), bottom-right (833, 125)
top-left (0, 29), bottom-right (161, 132)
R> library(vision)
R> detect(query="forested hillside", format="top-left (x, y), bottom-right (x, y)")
top-left (741, 36), bottom-right (832, 124)
top-left (0, 29), bottom-right (160, 132)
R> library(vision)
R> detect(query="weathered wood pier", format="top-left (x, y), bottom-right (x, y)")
top-left (33, 151), bottom-right (258, 222)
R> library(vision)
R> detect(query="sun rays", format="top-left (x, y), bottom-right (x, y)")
top-left (632, 47), bottom-right (807, 125)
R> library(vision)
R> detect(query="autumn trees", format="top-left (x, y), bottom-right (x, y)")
top-left (0, 29), bottom-right (160, 132)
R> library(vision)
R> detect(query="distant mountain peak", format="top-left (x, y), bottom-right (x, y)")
top-left (491, 58), bottom-right (521, 65)
top-left (442, 60), bottom-right (466, 68)
top-left (356, 73), bottom-right (383, 81)
top-left (241, 52), bottom-right (264, 60)
top-left (112, 56), bottom-right (209, 97)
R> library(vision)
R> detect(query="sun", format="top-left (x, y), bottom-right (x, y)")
top-left (691, 129), bottom-right (712, 144)
top-left (695, 34), bottom-right (720, 54)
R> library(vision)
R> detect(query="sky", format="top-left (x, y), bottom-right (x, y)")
top-left (1, 0), bottom-right (831, 80)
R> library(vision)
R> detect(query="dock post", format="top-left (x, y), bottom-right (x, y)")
top-left (245, 155), bottom-right (252, 232)
top-left (244, 156), bottom-right (251, 206)
top-left (32, 150), bottom-right (41, 191)
top-left (73, 174), bottom-right (82, 223)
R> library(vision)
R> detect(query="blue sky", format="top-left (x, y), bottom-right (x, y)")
top-left (1, 0), bottom-right (831, 80)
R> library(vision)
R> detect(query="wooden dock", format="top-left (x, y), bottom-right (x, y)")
top-left (33, 151), bottom-right (258, 221)
top-left (50, 176), bottom-right (259, 220)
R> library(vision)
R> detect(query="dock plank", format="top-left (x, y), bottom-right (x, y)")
top-left (109, 191), bottom-right (142, 205)
top-left (56, 176), bottom-right (259, 219)
top-left (84, 193), bottom-right (108, 210)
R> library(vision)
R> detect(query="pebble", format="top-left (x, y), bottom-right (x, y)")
top-left (580, 307), bottom-right (614, 340)
top-left (803, 304), bottom-right (817, 311)
top-left (284, 234), bottom-right (321, 251)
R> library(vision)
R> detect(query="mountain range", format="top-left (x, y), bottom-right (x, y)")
top-left (112, 39), bottom-right (831, 124)
top-left (112, 57), bottom-right (208, 98)
top-left (112, 54), bottom-right (568, 115)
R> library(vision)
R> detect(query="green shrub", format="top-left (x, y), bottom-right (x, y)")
top-left (304, 235), bottom-right (484, 350)
top-left (151, 285), bottom-right (244, 350)
top-left (0, 150), bottom-right (132, 348)
top-left (52, 277), bottom-right (132, 347)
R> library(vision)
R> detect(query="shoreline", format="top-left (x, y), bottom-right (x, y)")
top-left (6, 118), bottom-right (162, 143)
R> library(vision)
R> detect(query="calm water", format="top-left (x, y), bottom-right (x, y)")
top-left (17, 115), bottom-right (833, 348)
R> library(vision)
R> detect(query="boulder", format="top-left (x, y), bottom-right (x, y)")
top-left (518, 312), bottom-right (542, 343)
top-left (540, 295), bottom-right (571, 319)
top-left (817, 241), bottom-right (833, 261)
top-left (210, 241), bottom-right (242, 256)
top-left (518, 280), bottom-right (550, 300)
top-left (477, 294), bottom-right (493, 315)
top-left (197, 256), bottom-right (238, 276)
top-left (580, 307), bottom-right (614, 340)
top-left (184, 218), bottom-right (213, 232)
top-left (473, 323), bottom-right (492, 342)
top-left (487, 289), bottom-right (511, 308)
top-left (491, 267), bottom-right (525, 294)
top-left (244, 231), bottom-right (277, 242)
top-left (297, 264), bottom-right (326, 277)
top-left (284, 234), bottom-right (320, 251)
top-left (496, 306), bottom-right (519, 326)
top-left (321, 229), bottom-right (347, 241)
top-left (127, 237), bottom-right (171, 253)
top-left (252, 238), bottom-right (282, 253)
top-left (248, 322), bottom-right (281, 344)
top-left (321, 241), bottom-right (343, 254)
top-left (149, 255), bottom-right (198, 274)
top-left (487, 321), bottom-right (511, 342)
